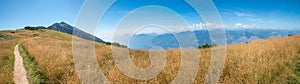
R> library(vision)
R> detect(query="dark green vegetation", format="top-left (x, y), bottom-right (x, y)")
top-left (105, 42), bottom-right (128, 48)
top-left (24, 26), bottom-right (47, 30)
top-left (198, 43), bottom-right (216, 49)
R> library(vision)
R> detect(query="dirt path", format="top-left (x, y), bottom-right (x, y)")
top-left (13, 44), bottom-right (29, 84)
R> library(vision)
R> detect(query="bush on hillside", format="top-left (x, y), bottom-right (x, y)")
top-left (105, 42), bottom-right (112, 45)
top-left (106, 42), bottom-right (127, 48)
top-left (24, 26), bottom-right (46, 30)
top-left (198, 43), bottom-right (216, 49)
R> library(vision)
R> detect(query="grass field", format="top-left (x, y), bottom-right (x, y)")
top-left (0, 40), bottom-right (16, 83)
top-left (1, 29), bottom-right (300, 83)
top-left (19, 44), bottom-right (49, 83)
top-left (0, 31), bottom-right (18, 83)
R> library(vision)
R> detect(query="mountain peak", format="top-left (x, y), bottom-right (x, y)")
top-left (58, 22), bottom-right (71, 26)
top-left (60, 21), bottom-right (67, 24)
top-left (48, 22), bottom-right (73, 30)
top-left (47, 21), bottom-right (106, 43)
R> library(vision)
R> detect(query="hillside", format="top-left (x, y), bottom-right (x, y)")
top-left (47, 22), bottom-right (106, 43)
top-left (0, 29), bottom-right (300, 83)
top-left (0, 30), bottom-right (17, 83)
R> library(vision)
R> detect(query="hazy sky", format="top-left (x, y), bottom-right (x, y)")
top-left (0, 0), bottom-right (299, 40)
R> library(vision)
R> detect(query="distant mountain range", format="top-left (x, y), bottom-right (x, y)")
top-left (47, 22), bottom-right (106, 43)
top-left (128, 29), bottom-right (300, 49)
top-left (45, 22), bottom-right (300, 50)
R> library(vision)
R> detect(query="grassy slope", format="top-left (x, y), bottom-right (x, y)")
top-left (1, 29), bottom-right (300, 83)
top-left (0, 40), bottom-right (16, 83)
top-left (19, 44), bottom-right (49, 83)
top-left (292, 52), bottom-right (300, 83)
top-left (0, 31), bottom-right (18, 83)
top-left (220, 35), bottom-right (300, 83)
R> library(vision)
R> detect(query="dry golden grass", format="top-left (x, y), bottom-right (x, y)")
top-left (19, 30), bottom-right (78, 83)
top-left (0, 31), bottom-right (19, 83)
top-left (2, 29), bottom-right (299, 83)
top-left (219, 35), bottom-right (300, 83)
top-left (0, 40), bottom-right (17, 83)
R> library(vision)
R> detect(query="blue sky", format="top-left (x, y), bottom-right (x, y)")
top-left (214, 0), bottom-right (300, 29)
top-left (0, 0), bottom-right (84, 30)
top-left (0, 0), bottom-right (299, 35)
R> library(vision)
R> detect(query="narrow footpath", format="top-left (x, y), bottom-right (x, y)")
top-left (13, 44), bottom-right (29, 84)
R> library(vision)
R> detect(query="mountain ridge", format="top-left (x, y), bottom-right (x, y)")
top-left (26, 22), bottom-right (300, 50)
top-left (47, 22), bottom-right (106, 43)
top-left (128, 29), bottom-right (300, 49)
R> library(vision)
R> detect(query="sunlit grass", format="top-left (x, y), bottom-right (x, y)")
top-left (0, 40), bottom-right (16, 83)
top-left (19, 44), bottom-right (49, 83)
top-left (1, 29), bottom-right (299, 83)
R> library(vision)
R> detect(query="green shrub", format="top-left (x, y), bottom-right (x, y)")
top-left (109, 42), bottom-right (127, 48)
top-left (24, 26), bottom-right (46, 30)
top-left (198, 43), bottom-right (216, 49)
top-left (105, 42), bottom-right (112, 45)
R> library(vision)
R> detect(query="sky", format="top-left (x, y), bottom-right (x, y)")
top-left (0, 0), bottom-right (84, 30)
top-left (0, 0), bottom-right (299, 41)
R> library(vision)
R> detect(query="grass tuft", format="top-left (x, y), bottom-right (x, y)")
top-left (290, 55), bottom-right (300, 83)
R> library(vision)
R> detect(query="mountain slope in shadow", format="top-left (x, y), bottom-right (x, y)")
top-left (47, 22), bottom-right (106, 43)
